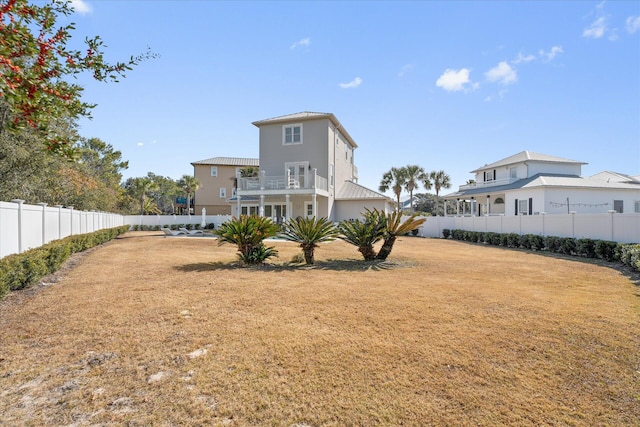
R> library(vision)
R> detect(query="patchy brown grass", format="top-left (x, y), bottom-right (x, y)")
top-left (1, 231), bottom-right (639, 426)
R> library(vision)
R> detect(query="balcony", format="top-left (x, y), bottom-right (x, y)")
top-left (238, 172), bottom-right (328, 193)
top-left (459, 177), bottom-right (520, 191)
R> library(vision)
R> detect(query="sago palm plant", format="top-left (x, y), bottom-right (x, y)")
top-left (215, 215), bottom-right (279, 264)
top-left (281, 216), bottom-right (339, 264)
top-left (338, 216), bottom-right (386, 261)
top-left (373, 209), bottom-right (426, 260)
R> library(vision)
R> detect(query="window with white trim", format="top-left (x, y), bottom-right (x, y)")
top-left (210, 166), bottom-right (217, 177)
top-left (485, 170), bottom-right (494, 181)
top-left (518, 199), bottom-right (528, 215)
top-left (219, 187), bottom-right (226, 198)
top-left (510, 167), bottom-right (517, 179)
top-left (283, 124), bottom-right (302, 145)
top-left (329, 164), bottom-right (334, 187)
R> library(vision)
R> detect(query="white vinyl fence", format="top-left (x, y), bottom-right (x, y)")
top-left (0, 200), bottom-right (125, 259)
top-left (418, 212), bottom-right (640, 244)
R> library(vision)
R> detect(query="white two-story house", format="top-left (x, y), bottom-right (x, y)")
top-left (234, 112), bottom-right (392, 222)
top-left (442, 151), bottom-right (640, 216)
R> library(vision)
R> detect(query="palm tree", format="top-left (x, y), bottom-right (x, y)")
top-left (379, 167), bottom-right (406, 212)
top-left (281, 216), bottom-right (339, 264)
top-left (231, 167), bottom-right (260, 191)
top-left (374, 209), bottom-right (426, 260)
top-left (429, 170), bottom-right (452, 216)
top-left (130, 177), bottom-right (158, 215)
top-left (403, 165), bottom-right (426, 214)
top-left (178, 175), bottom-right (200, 215)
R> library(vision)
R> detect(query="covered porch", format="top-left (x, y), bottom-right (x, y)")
top-left (443, 192), bottom-right (507, 217)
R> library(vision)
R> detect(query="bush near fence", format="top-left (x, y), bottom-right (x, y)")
top-left (0, 226), bottom-right (129, 299)
top-left (442, 229), bottom-right (640, 272)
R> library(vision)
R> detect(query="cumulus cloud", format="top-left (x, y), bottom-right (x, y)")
top-left (137, 142), bottom-right (144, 147)
top-left (539, 45), bottom-right (564, 62)
top-left (339, 77), bottom-right (362, 89)
top-left (290, 37), bottom-right (310, 50)
top-left (583, 16), bottom-right (607, 39)
top-left (626, 16), bottom-right (640, 34)
top-left (512, 52), bottom-right (536, 64)
top-left (485, 61), bottom-right (517, 85)
top-left (435, 68), bottom-right (473, 92)
top-left (70, 0), bottom-right (91, 14)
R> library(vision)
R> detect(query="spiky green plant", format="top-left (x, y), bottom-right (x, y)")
top-left (338, 216), bottom-right (386, 261)
top-left (215, 215), bottom-right (279, 264)
top-left (281, 216), bottom-right (339, 264)
top-left (372, 209), bottom-right (426, 260)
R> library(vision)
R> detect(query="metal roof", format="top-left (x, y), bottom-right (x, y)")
top-left (251, 111), bottom-right (358, 148)
top-left (471, 151), bottom-right (586, 173)
top-left (191, 157), bottom-right (259, 166)
top-left (443, 173), bottom-right (640, 199)
top-left (335, 181), bottom-right (392, 200)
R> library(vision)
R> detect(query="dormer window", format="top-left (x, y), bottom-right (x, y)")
top-left (283, 124), bottom-right (302, 145)
top-left (484, 170), bottom-right (495, 181)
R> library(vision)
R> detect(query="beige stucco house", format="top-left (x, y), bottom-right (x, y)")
top-left (234, 112), bottom-right (392, 222)
top-left (191, 157), bottom-right (259, 215)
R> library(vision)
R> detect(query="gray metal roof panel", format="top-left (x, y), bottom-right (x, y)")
top-left (335, 181), bottom-right (392, 200)
top-left (471, 151), bottom-right (586, 173)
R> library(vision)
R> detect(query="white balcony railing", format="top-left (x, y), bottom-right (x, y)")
top-left (459, 177), bottom-right (520, 191)
top-left (238, 173), bottom-right (328, 192)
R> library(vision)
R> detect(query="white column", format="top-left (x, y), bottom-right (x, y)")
top-left (260, 170), bottom-right (266, 190)
top-left (312, 168), bottom-right (318, 189)
top-left (285, 194), bottom-right (291, 221)
top-left (260, 195), bottom-right (265, 217)
top-left (312, 193), bottom-right (317, 218)
top-left (38, 203), bottom-right (48, 245)
top-left (443, 200), bottom-right (447, 217)
top-left (236, 195), bottom-right (241, 217)
top-left (456, 199), bottom-right (460, 216)
top-left (486, 195), bottom-right (491, 216)
top-left (11, 199), bottom-right (24, 254)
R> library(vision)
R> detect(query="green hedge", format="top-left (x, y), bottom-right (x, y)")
top-left (0, 226), bottom-right (129, 299)
top-left (442, 228), bottom-right (639, 271)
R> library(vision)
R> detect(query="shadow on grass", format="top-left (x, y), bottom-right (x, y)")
top-left (174, 258), bottom-right (410, 273)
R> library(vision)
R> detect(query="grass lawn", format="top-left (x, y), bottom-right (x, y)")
top-left (1, 231), bottom-right (639, 426)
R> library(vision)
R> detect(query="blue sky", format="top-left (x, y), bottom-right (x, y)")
top-left (70, 0), bottom-right (640, 197)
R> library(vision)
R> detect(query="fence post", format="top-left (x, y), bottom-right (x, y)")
top-left (69, 206), bottom-right (74, 236)
top-left (570, 211), bottom-right (576, 238)
top-left (38, 202), bottom-right (47, 246)
top-left (608, 210), bottom-right (616, 241)
top-left (11, 199), bottom-right (24, 254)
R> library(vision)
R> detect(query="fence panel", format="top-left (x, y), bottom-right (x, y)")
top-left (0, 200), bottom-right (125, 259)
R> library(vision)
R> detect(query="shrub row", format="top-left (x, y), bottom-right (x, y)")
top-left (0, 226), bottom-right (129, 299)
top-left (442, 229), bottom-right (640, 271)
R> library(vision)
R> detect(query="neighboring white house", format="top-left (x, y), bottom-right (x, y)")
top-left (442, 151), bottom-right (640, 216)
top-left (234, 112), bottom-right (392, 222)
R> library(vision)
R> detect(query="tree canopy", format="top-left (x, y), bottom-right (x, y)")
top-left (0, 0), bottom-right (155, 157)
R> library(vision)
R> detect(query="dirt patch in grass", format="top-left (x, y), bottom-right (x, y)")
top-left (1, 231), bottom-right (639, 426)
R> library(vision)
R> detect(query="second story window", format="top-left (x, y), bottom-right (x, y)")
top-left (211, 166), bottom-right (218, 177)
top-left (484, 170), bottom-right (495, 182)
top-left (220, 187), bottom-right (226, 198)
top-left (283, 124), bottom-right (302, 145)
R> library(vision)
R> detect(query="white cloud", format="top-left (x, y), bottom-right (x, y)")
top-left (539, 45), bottom-right (564, 62)
top-left (290, 37), bottom-right (310, 50)
top-left (583, 16), bottom-right (607, 39)
top-left (70, 0), bottom-right (91, 14)
top-left (626, 16), bottom-right (640, 34)
top-left (398, 64), bottom-right (413, 78)
top-left (512, 52), bottom-right (536, 64)
top-left (485, 61), bottom-right (517, 85)
top-left (137, 142), bottom-right (144, 147)
top-left (435, 68), bottom-right (473, 92)
top-left (339, 76), bottom-right (362, 89)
